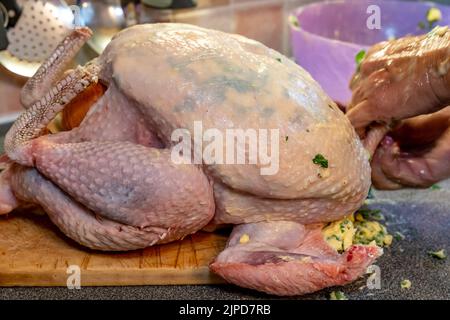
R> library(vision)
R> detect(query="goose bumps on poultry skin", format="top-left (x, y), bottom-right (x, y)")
top-left (0, 24), bottom-right (379, 296)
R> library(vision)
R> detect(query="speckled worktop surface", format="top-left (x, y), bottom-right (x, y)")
top-left (0, 124), bottom-right (448, 300)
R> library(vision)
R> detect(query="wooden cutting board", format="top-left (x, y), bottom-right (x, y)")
top-left (0, 211), bottom-right (228, 286)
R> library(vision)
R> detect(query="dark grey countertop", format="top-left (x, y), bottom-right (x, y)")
top-left (1, 198), bottom-right (448, 300)
top-left (0, 123), bottom-right (449, 300)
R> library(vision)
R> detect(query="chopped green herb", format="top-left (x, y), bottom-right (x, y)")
top-left (401, 279), bottom-right (411, 289)
top-left (430, 184), bottom-right (441, 190)
top-left (339, 219), bottom-right (351, 233)
top-left (285, 135), bottom-right (289, 142)
top-left (327, 234), bottom-right (341, 241)
top-left (313, 154), bottom-right (328, 168)
top-left (357, 208), bottom-right (384, 221)
top-left (419, 7), bottom-right (442, 32)
top-left (355, 49), bottom-right (366, 70)
top-left (329, 291), bottom-right (348, 300)
top-left (276, 57), bottom-right (282, 63)
top-left (366, 186), bottom-right (374, 199)
top-left (289, 15), bottom-right (300, 28)
top-left (428, 249), bottom-right (446, 260)
top-left (394, 232), bottom-right (405, 241)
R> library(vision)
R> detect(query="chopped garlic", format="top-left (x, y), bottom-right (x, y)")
top-left (239, 234), bottom-right (250, 244)
top-left (300, 256), bottom-right (312, 263)
top-left (383, 234), bottom-right (393, 246)
top-left (427, 7), bottom-right (442, 24)
top-left (322, 217), bottom-right (355, 252)
top-left (354, 220), bottom-right (389, 247)
top-left (401, 279), bottom-right (412, 289)
top-left (278, 255), bottom-right (295, 262)
top-left (322, 211), bottom-right (392, 252)
top-left (429, 249), bottom-right (446, 260)
top-left (330, 291), bottom-right (348, 300)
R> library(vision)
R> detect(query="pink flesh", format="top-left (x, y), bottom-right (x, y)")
top-left (8, 85), bottom-right (215, 247)
top-left (211, 221), bottom-right (381, 296)
top-left (1, 24), bottom-right (377, 295)
top-left (4, 24), bottom-right (371, 240)
top-left (211, 182), bottom-right (367, 226)
top-left (0, 165), bottom-right (19, 214)
top-left (9, 164), bottom-right (177, 250)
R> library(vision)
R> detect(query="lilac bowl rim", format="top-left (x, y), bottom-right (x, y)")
top-left (288, 0), bottom-right (446, 50)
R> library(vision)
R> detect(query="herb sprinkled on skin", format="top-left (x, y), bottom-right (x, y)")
top-left (428, 249), bottom-right (446, 260)
top-left (329, 291), bottom-right (348, 300)
top-left (285, 136), bottom-right (289, 142)
top-left (355, 50), bottom-right (366, 70)
top-left (430, 184), bottom-right (441, 190)
top-left (276, 57), bottom-right (282, 63)
top-left (313, 154), bottom-right (328, 168)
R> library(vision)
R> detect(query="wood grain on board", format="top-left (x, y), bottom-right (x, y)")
top-left (0, 211), bottom-right (228, 286)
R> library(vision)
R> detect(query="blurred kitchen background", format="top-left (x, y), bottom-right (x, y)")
top-left (0, 0), bottom-right (448, 121)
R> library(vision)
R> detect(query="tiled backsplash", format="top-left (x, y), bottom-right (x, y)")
top-left (138, 0), bottom-right (316, 54)
top-left (0, 0), bottom-right (315, 118)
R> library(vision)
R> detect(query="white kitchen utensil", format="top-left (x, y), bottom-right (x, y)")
top-left (0, 0), bottom-right (74, 77)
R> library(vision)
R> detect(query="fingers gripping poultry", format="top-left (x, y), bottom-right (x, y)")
top-left (347, 26), bottom-right (450, 189)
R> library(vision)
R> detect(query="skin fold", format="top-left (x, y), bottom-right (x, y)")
top-left (0, 24), bottom-right (376, 296)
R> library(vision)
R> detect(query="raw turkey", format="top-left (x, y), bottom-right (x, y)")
top-left (0, 24), bottom-right (377, 296)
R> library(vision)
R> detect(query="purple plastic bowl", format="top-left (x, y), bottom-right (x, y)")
top-left (290, 0), bottom-right (450, 105)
